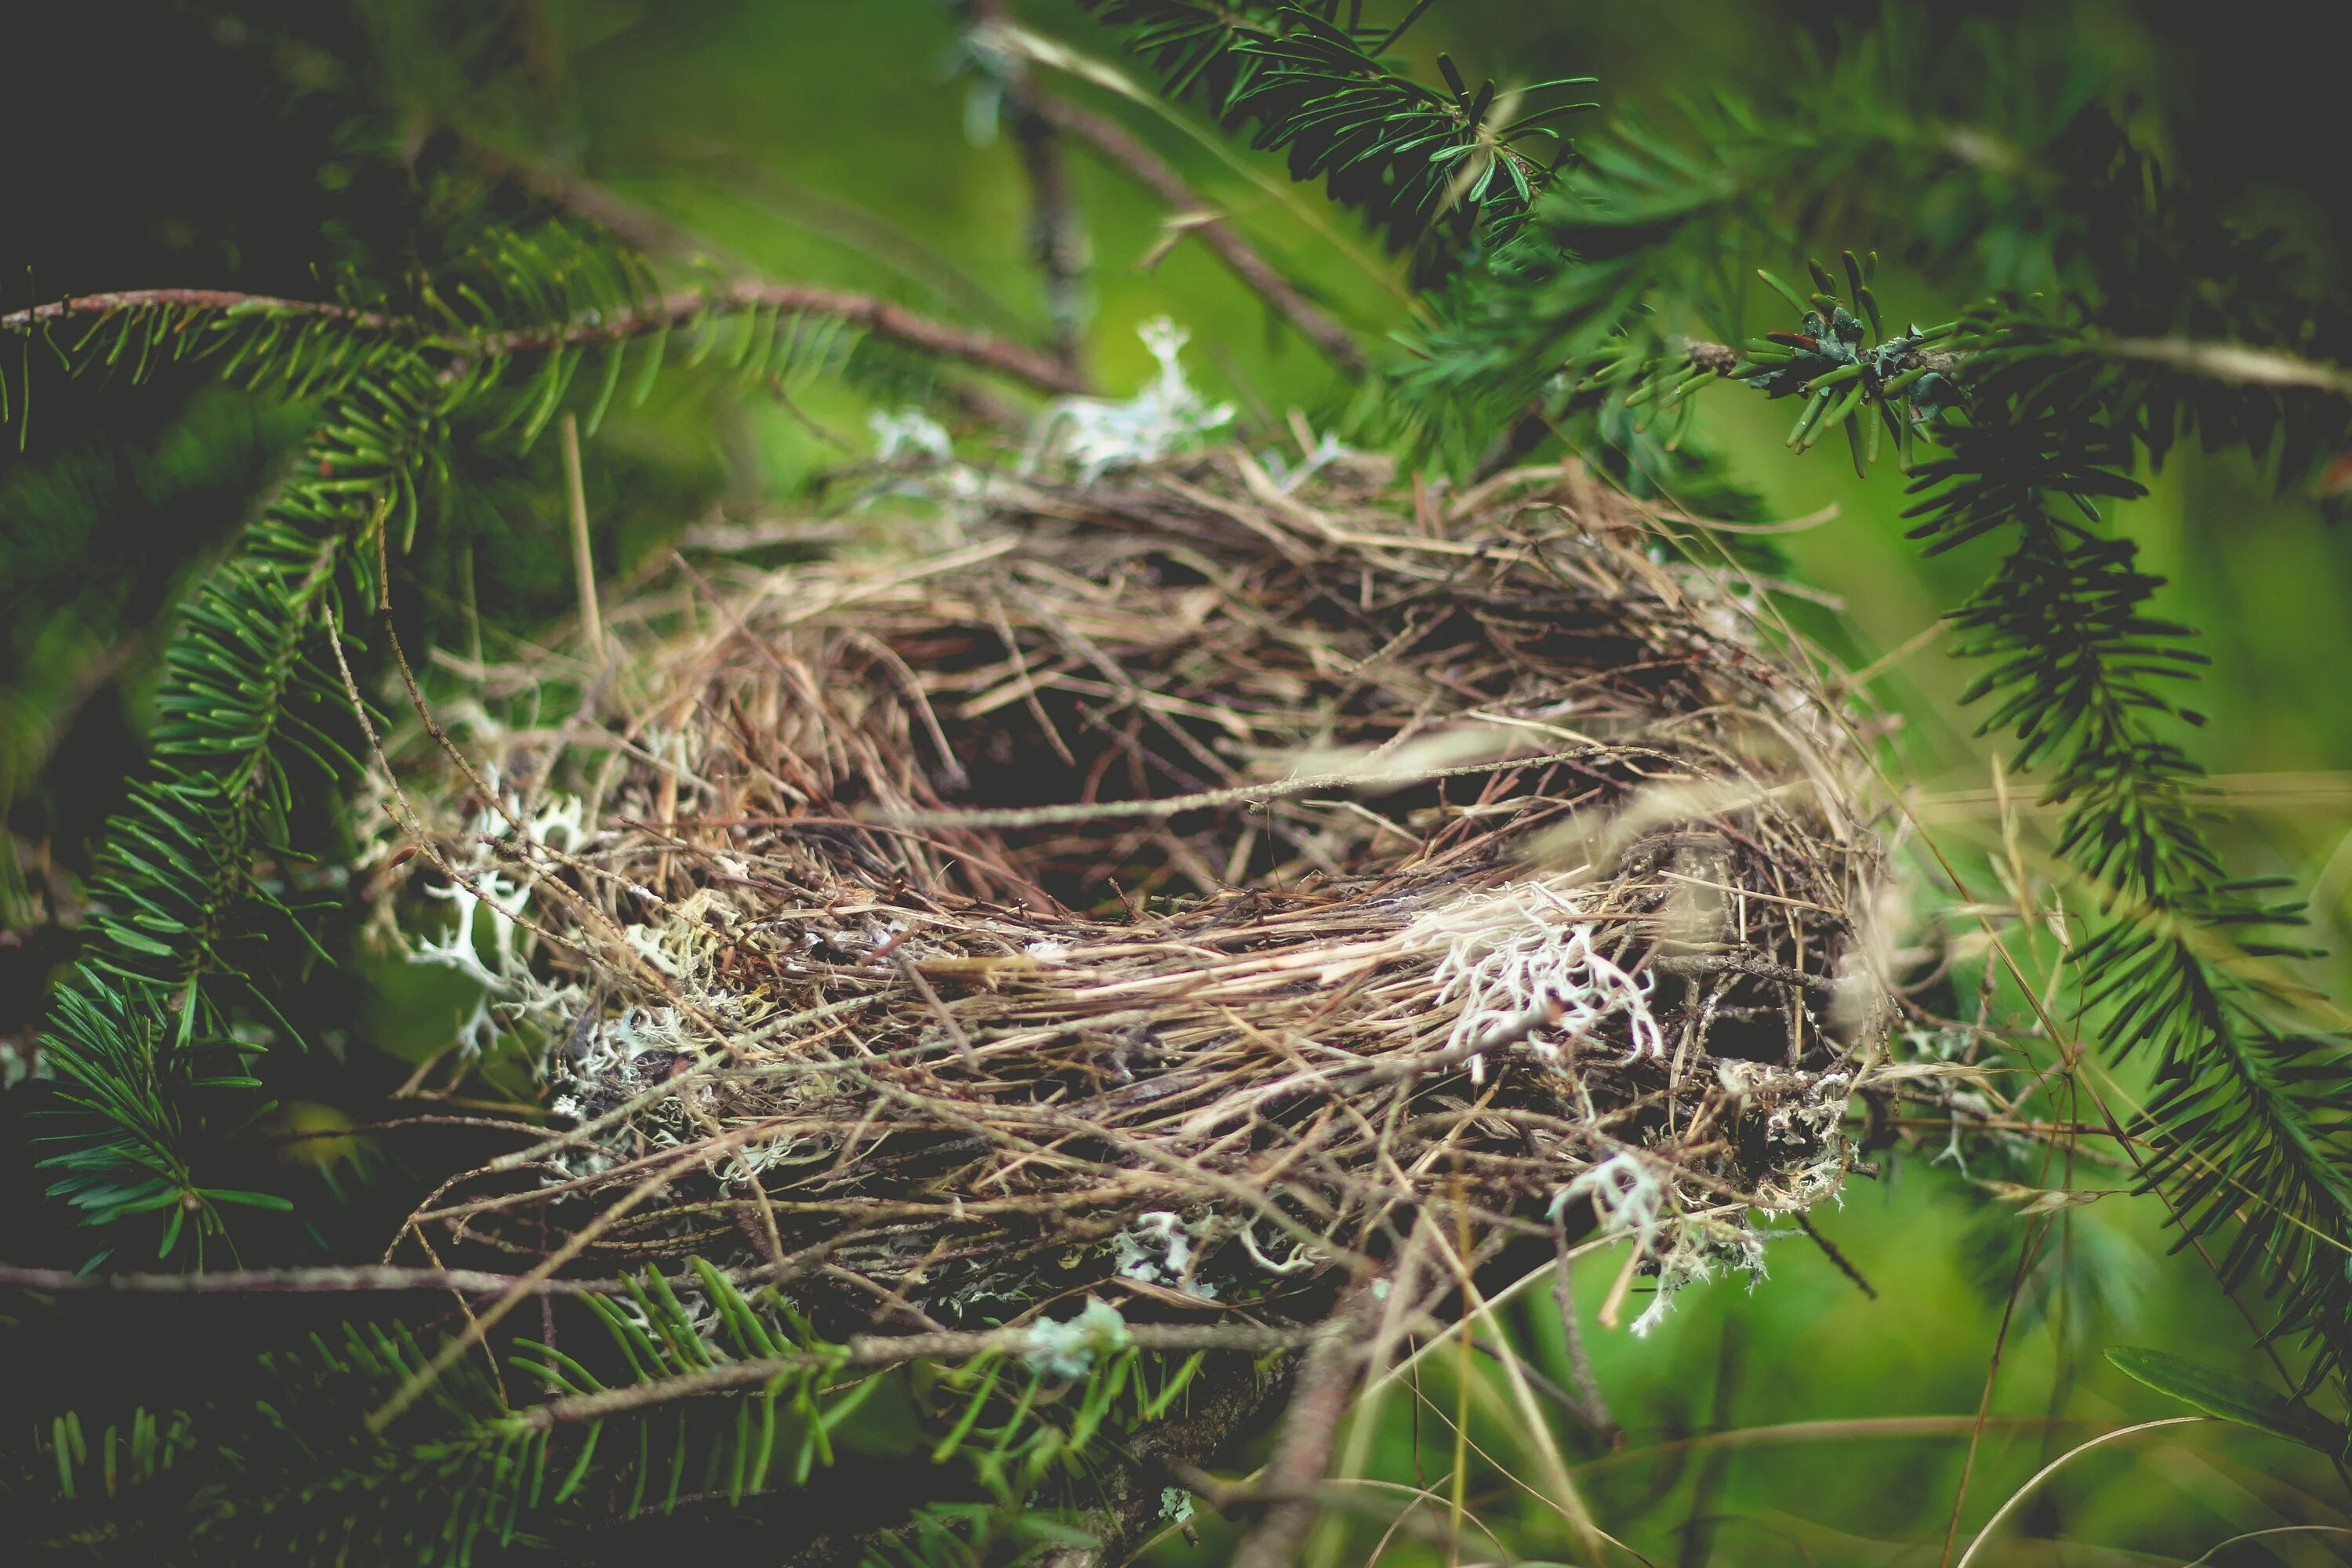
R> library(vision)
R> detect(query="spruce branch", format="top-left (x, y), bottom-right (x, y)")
top-left (6, 1261), bottom-right (1296, 1564)
top-left (1370, 11), bottom-right (2352, 1389)
top-left (1075, 1), bottom-right (1590, 275)
top-left (5, 280), bottom-right (1091, 397)
top-left (38, 358), bottom-right (448, 1254)
top-left (0, 1264), bottom-right (641, 1297)
top-left (567, 285), bottom-right (1089, 398)
top-left (0, 288), bottom-right (401, 335)
top-left (517, 1320), bottom-right (1314, 1428)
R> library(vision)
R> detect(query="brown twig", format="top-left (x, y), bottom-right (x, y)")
top-left (1025, 91), bottom-right (1368, 376)
top-left (476, 281), bottom-right (1088, 392)
top-left (0, 288), bottom-right (396, 334)
top-left (1230, 1283), bottom-right (1381, 1568)
top-left (3, 282), bottom-right (1089, 396)
top-left (519, 1320), bottom-right (1316, 1428)
top-left (1549, 1244), bottom-right (1622, 1447)
top-left (0, 1264), bottom-right (637, 1296)
top-left (968, 0), bottom-right (1091, 377)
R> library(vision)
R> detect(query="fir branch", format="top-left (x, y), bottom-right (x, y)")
top-left (0, 289), bottom-right (401, 335)
top-left (467, 281), bottom-right (1089, 393)
top-left (1733, 269), bottom-right (2352, 1384)
top-left (518, 1319), bottom-right (1312, 1428)
top-left (1367, 5), bottom-right (2352, 1388)
top-left (1913, 441), bottom-right (2352, 1380)
top-left (1381, 15), bottom-right (2240, 466)
top-left (38, 358), bottom-right (448, 1254)
top-left (1075, 1), bottom-right (1590, 275)
top-left (5, 280), bottom-right (1091, 397)
top-left (14, 217), bottom-right (1117, 1258)
top-left (7, 1265), bottom-right (1267, 1563)
top-left (0, 1264), bottom-right (639, 1297)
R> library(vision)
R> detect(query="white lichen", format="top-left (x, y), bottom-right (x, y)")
top-left (1261, 425), bottom-right (1357, 493)
top-left (1025, 319), bottom-right (1232, 481)
top-left (1558, 1151), bottom-right (1665, 1240)
top-left (1022, 1297), bottom-right (1131, 1379)
top-left (0, 1036), bottom-right (48, 1091)
top-left (1111, 1210), bottom-right (1207, 1294)
top-left (869, 407), bottom-right (955, 463)
top-left (400, 773), bottom-right (589, 1058)
top-left (1410, 877), bottom-right (1664, 1081)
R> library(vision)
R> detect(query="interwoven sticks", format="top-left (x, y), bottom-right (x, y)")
top-left (372, 447), bottom-right (1889, 1338)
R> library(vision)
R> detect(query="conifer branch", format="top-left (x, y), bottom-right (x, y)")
top-left (0, 1264), bottom-right (637, 1296)
top-left (38, 360), bottom-right (447, 1251)
top-left (529, 284), bottom-right (1086, 397)
top-left (1076, 1), bottom-right (1589, 275)
top-left (0, 289), bottom-right (400, 334)
top-left (518, 1321), bottom-right (1313, 1428)
top-left (5, 281), bottom-right (1091, 395)
top-left (1369, 20), bottom-right (2352, 1389)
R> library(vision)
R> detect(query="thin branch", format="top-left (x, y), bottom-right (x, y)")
top-left (1029, 91), bottom-right (1367, 376)
top-left (4, 282), bottom-right (1090, 397)
top-left (0, 1264), bottom-right (635, 1296)
top-left (452, 136), bottom-right (721, 264)
top-left (518, 1320), bottom-right (1316, 1428)
top-left (2100, 336), bottom-right (2352, 396)
top-left (1230, 1283), bottom-right (1382, 1568)
top-left (450, 130), bottom-right (1035, 426)
top-left (0, 288), bottom-right (397, 334)
top-left (969, 0), bottom-right (1091, 376)
top-left (1650, 950), bottom-right (1839, 998)
top-left (476, 281), bottom-right (1090, 392)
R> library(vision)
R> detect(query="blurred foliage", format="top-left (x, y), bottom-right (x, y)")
top-left (6, 0), bottom-right (2352, 1562)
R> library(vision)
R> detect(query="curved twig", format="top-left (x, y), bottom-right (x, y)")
top-left (1029, 92), bottom-right (1367, 376)
top-left (3, 281), bottom-right (1090, 397)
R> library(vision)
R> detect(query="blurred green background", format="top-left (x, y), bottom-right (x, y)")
top-left (6, 1), bottom-right (2352, 1561)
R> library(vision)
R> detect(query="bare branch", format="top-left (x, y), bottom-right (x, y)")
top-left (1229, 1284), bottom-right (1381, 1568)
top-left (0, 1263), bottom-right (634, 1296)
top-left (969, 0), bottom-right (1091, 376)
top-left (1030, 92), bottom-right (1369, 376)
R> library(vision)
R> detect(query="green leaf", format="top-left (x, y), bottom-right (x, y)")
top-left (2106, 1346), bottom-right (2345, 1452)
top-left (198, 1188), bottom-right (297, 1211)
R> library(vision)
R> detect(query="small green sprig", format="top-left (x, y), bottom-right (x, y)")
top-left (1733, 251), bottom-right (1958, 473)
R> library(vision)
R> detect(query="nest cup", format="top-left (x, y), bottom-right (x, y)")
top-left (379, 444), bottom-right (1889, 1338)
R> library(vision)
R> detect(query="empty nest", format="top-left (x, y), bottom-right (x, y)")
top-left (370, 445), bottom-right (1892, 1338)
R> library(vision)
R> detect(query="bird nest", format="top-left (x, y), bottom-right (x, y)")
top-left (366, 444), bottom-right (1890, 1339)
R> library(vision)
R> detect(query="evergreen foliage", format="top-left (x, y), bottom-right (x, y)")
top-left (6, 1263), bottom-right (1214, 1563)
top-left (1380, 16), bottom-right (2352, 1394)
top-left (1078, 1), bottom-right (1591, 274)
top-left (8, 222), bottom-right (1014, 1261)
